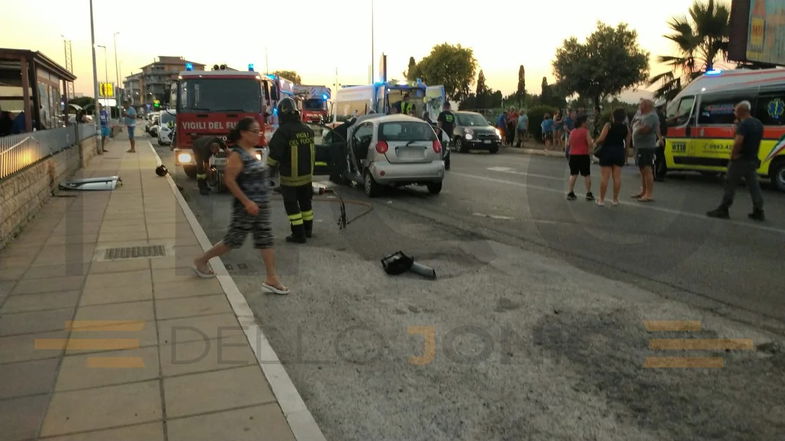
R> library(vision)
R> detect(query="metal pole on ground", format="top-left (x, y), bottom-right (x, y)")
top-left (89, 0), bottom-right (101, 154)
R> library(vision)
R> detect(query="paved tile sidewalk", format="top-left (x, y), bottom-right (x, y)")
top-left (0, 137), bottom-right (303, 441)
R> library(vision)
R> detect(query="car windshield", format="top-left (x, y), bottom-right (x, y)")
top-left (303, 99), bottom-right (325, 110)
top-left (160, 112), bottom-right (176, 124)
top-left (180, 79), bottom-right (261, 113)
top-left (379, 122), bottom-right (436, 142)
top-left (457, 113), bottom-right (489, 126)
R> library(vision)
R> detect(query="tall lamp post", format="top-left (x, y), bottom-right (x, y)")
top-left (113, 32), bottom-right (121, 105)
top-left (89, 0), bottom-right (101, 153)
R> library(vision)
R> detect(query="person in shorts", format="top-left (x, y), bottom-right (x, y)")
top-left (566, 115), bottom-right (594, 201)
top-left (99, 103), bottom-right (110, 152)
top-left (123, 102), bottom-right (137, 153)
top-left (631, 99), bottom-right (662, 202)
top-left (541, 113), bottom-right (554, 148)
top-left (593, 108), bottom-right (631, 206)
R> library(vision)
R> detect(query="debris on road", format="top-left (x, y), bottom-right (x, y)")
top-left (381, 251), bottom-right (437, 280)
top-left (59, 176), bottom-right (122, 191)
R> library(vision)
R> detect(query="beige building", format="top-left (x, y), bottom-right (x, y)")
top-left (123, 56), bottom-right (205, 108)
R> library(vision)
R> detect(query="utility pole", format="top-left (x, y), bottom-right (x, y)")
top-left (89, 0), bottom-right (101, 153)
top-left (113, 32), bottom-right (121, 104)
top-left (370, 0), bottom-right (374, 84)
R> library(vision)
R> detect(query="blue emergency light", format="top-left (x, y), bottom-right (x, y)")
top-left (248, 64), bottom-right (254, 72)
top-left (705, 69), bottom-right (722, 76)
top-left (185, 62), bottom-right (193, 71)
top-left (322, 94), bottom-right (328, 100)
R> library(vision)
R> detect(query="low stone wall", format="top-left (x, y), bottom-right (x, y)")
top-left (0, 136), bottom-right (100, 249)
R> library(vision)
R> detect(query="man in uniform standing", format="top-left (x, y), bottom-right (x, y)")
top-left (267, 98), bottom-right (316, 243)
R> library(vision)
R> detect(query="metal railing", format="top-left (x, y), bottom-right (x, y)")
top-left (0, 123), bottom-right (98, 181)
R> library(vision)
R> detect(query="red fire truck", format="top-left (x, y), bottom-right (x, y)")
top-left (294, 85), bottom-right (331, 124)
top-left (170, 68), bottom-right (275, 178)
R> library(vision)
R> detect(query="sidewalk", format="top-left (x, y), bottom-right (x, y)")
top-left (0, 137), bottom-right (323, 441)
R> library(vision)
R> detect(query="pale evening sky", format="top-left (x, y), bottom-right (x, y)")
top-left (0, 0), bottom-right (733, 100)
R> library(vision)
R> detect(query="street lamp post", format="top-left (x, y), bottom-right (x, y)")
top-left (97, 45), bottom-right (109, 119)
top-left (113, 32), bottom-right (121, 105)
top-left (89, 0), bottom-right (101, 154)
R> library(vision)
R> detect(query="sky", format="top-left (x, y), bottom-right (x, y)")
top-left (0, 0), bottom-right (734, 101)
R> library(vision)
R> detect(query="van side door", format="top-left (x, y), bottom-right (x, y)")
top-left (665, 95), bottom-right (696, 170)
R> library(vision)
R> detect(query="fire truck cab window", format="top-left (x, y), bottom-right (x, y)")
top-left (180, 79), bottom-right (261, 113)
top-left (304, 99), bottom-right (325, 110)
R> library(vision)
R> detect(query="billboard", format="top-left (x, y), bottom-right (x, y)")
top-left (729, 0), bottom-right (785, 66)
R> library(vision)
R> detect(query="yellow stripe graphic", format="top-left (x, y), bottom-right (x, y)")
top-left (649, 339), bottom-right (754, 351)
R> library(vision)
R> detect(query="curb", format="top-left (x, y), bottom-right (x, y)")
top-left (147, 141), bottom-right (327, 441)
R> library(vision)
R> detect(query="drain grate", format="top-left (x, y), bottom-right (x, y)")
top-left (104, 245), bottom-right (166, 260)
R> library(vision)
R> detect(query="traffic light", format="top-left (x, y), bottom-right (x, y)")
top-left (153, 99), bottom-right (160, 109)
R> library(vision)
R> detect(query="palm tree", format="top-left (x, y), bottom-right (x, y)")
top-left (650, 0), bottom-right (730, 100)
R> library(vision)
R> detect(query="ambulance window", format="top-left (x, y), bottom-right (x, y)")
top-left (698, 93), bottom-right (752, 125)
top-left (755, 93), bottom-right (785, 126)
top-left (668, 96), bottom-right (695, 126)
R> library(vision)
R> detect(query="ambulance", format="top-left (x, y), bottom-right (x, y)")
top-left (664, 68), bottom-right (785, 191)
top-left (332, 80), bottom-right (445, 123)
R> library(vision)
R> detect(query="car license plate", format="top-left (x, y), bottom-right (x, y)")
top-left (483, 140), bottom-right (491, 144)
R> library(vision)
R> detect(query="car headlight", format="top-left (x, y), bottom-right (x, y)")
top-left (255, 153), bottom-right (262, 161)
top-left (465, 134), bottom-right (473, 140)
top-left (177, 152), bottom-right (193, 164)
top-left (495, 128), bottom-right (502, 137)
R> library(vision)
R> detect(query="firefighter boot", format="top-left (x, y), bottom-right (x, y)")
top-left (304, 220), bottom-right (313, 238)
top-left (197, 178), bottom-right (210, 196)
top-left (286, 224), bottom-right (307, 244)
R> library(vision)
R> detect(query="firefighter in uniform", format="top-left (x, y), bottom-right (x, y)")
top-left (193, 136), bottom-right (226, 195)
top-left (267, 98), bottom-right (315, 243)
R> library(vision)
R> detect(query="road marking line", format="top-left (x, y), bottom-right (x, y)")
top-left (644, 357), bottom-right (724, 368)
top-left (644, 320), bottom-right (702, 332)
top-left (649, 338), bottom-right (754, 351)
top-left (35, 338), bottom-right (140, 351)
top-left (66, 320), bottom-right (145, 332)
top-left (451, 171), bottom-right (785, 235)
top-left (86, 356), bottom-right (145, 368)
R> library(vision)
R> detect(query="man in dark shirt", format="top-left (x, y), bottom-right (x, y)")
top-left (436, 102), bottom-right (456, 145)
top-left (707, 100), bottom-right (765, 221)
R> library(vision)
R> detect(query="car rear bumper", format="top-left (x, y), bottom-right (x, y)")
top-left (370, 161), bottom-right (445, 184)
top-left (465, 138), bottom-right (500, 148)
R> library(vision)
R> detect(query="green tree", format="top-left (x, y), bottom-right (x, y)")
top-left (273, 70), bottom-right (302, 84)
top-left (475, 70), bottom-right (489, 108)
top-left (404, 57), bottom-right (419, 81)
top-left (516, 65), bottom-right (526, 103)
top-left (649, 0), bottom-right (730, 100)
top-left (413, 43), bottom-right (478, 101)
top-left (553, 22), bottom-right (649, 106)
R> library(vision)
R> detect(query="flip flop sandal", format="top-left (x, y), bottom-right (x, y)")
top-left (637, 198), bottom-right (655, 203)
top-left (630, 194), bottom-right (643, 199)
top-left (262, 282), bottom-right (290, 295)
top-left (192, 265), bottom-right (215, 279)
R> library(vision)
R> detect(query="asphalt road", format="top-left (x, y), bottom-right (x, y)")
top-left (152, 136), bottom-right (785, 441)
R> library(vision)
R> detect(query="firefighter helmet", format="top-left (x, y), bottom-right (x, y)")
top-left (277, 97), bottom-right (299, 116)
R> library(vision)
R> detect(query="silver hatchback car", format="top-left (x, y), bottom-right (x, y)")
top-left (350, 115), bottom-right (445, 197)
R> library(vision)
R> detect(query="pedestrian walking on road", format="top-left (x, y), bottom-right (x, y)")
top-left (594, 108), bottom-right (631, 206)
top-left (541, 113), bottom-right (554, 149)
top-left (706, 100), bottom-right (765, 221)
top-left (566, 115), bottom-right (594, 201)
top-left (631, 99), bottom-right (661, 202)
top-left (123, 101), bottom-right (137, 153)
top-left (267, 97), bottom-right (316, 244)
top-left (516, 110), bottom-right (529, 147)
top-left (192, 117), bottom-right (288, 295)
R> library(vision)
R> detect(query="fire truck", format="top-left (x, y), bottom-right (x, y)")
top-left (294, 85), bottom-right (331, 124)
top-left (169, 66), bottom-right (275, 178)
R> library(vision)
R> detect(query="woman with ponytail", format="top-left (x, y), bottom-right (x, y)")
top-left (193, 117), bottom-right (288, 294)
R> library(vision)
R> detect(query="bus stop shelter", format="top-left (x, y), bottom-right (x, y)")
top-left (0, 48), bottom-right (76, 134)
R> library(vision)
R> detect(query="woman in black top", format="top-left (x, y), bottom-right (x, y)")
top-left (593, 108), bottom-right (631, 206)
top-left (193, 117), bottom-right (288, 294)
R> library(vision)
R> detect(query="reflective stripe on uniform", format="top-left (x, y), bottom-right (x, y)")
top-left (196, 173), bottom-right (207, 179)
top-left (302, 210), bottom-right (314, 221)
top-left (290, 140), bottom-right (298, 181)
top-left (280, 175), bottom-right (312, 186)
top-left (288, 213), bottom-right (304, 226)
top-left (315, 161), bottom-right (328, 167)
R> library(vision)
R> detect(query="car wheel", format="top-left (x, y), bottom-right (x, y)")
top-left (364, 171), bottom-right (380, 197)
top-left (183, 165), bottom-right (197, 179)
top-left (427, 182), bottom-right (443, 195)
top-left (770, 159), bottom-right (785, 192)
top-left (455, 138), bottom-right (465, 153)
top-left (489, 144), bottom-right (499, 154)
